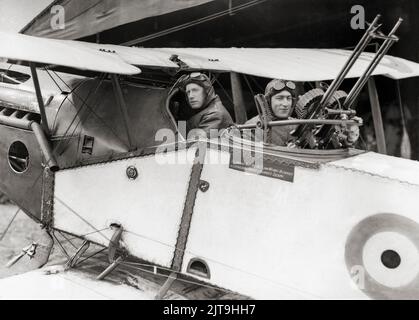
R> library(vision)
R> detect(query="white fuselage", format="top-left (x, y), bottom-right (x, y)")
top-left (52, 140), bottom-right (419, 299)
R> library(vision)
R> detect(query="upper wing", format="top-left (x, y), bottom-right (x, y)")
top-left (2, 32), bottom-right (419, 80)
top-left (81, 45), bottom-right (419, 81)
top-left (0, 32), bottom-right (140, 75)
top-left (157, 48), bottom-right (419, 80)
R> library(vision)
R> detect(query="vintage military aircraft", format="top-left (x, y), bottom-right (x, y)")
top-left (1, 15), bottom-right (419, 299)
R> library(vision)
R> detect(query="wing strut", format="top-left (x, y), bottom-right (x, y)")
top-left (111, 75), bottom-right (135, 151)
top-left (367, 78), bottom-right (387, 154)
top-left (97, 224), bottom-right (127, 280)
top-left (29, 63), bottom-right (50, 136)
top-left (230, 72), bottom-right (247, 124)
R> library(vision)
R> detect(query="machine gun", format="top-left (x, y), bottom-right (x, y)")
top-left (253, 93), bottom-right (273, 144)
top-left (292, 15), bottom-right (403, 149)
top-left (237, 93), bottom-right (361, 146)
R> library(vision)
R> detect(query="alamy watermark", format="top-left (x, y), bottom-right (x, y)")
top-left (350, 265), bottom-right (365, 290)
top-left (154, 121), bottom-right (265, 174)
top-left (50, 5), bottom-right (65, 30)
top-left (350, 5), bottom-right (366, 30)
top-left (49, 4), bottom-right (368, 31)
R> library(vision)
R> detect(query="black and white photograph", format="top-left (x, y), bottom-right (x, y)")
top-left (0, 0), bottom-right (419, 303)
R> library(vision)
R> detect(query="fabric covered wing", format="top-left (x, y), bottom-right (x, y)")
top-left (82, 45), bottom-right (419, 81)
top-left (0, 32), bottom-right (140, 75)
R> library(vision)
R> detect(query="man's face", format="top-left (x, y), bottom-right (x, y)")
top-left (271, 90), bottom-right (293, 119)
top-left (186, 83), bottom-right (206, 109)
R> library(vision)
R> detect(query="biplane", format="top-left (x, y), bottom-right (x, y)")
top-left (1, 15), bottom-right (419, 300)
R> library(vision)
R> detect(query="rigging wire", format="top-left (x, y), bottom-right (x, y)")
top-left (243, 74), bottom-right (255, 97)
top-left (43, 68), bottom-right (65, 130)
top-left (56, 230), bottom-right (78, 250)
top-left (74, 247), bottom-right (107, 267)
top-left (123, 0), bottom-right (268, 46)
top-left (249, 74), bottom-right (264, 92)
top-left (0, 208), bottom-right (21, 241)
top-left (52, 69), bottom-right (73, 91)
top-left (50, 231), bottom-right (70, 259)
top-left (214, 77), bottom-right (234, 105)
top-left (54, 196), bottom-right (112, 243)
top-left (56, 227), bottom-right (111, 245)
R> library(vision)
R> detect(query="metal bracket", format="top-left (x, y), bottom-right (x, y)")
top-left (6, 242), bottom-right (38, 268)
top-left (65, 240), bottom-right (90, 270)
top-left (97, 224), bottom-right (127, 280)
top-left (108, 224), bottom-right (124, 263)
top-left (169, 54), bottom-right (189, 70)
top-left (199, 180), bottom-right (210, 192)
top-left (155, 272), bottom-right (178, 300)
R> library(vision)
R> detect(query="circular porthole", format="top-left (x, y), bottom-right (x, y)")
top-left (8, 141), bottom-right (29, 173)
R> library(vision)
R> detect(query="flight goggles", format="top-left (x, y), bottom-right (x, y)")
top-left (183, 72), bottom-right (209, 82)
top-left (271, 79), bottom-right (296, 91)
top-left (189, 72), bottom-right (205, 78)
top-left (177, 72), bottom-right (211, 90)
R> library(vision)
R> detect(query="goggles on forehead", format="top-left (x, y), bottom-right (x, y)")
top-left (174, 72), bottom-right (217, 94)
top-left (272, 79), bottom-right (296, 91)
top-left (184, 72), bottom-right (208, 82)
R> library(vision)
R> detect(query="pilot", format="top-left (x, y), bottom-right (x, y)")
top-left (245, 79), bottom-right (298, 146)
top-left (180, 72), bottom-right (233, 138)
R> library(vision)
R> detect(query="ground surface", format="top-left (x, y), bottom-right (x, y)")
top-left (0, 204), bottom-right (48, 278)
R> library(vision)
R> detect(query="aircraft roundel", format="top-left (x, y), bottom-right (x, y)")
top-left (345, 213), bottom-right (419, 299)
